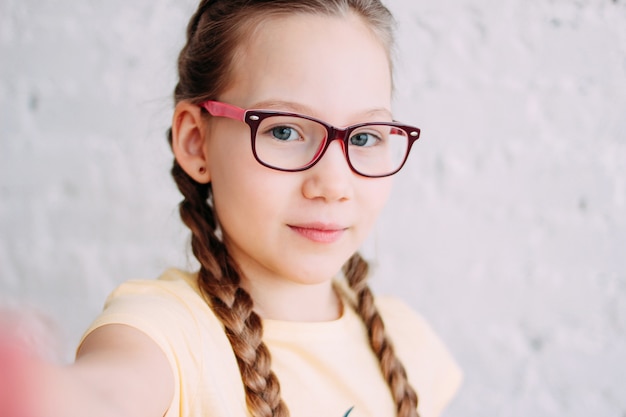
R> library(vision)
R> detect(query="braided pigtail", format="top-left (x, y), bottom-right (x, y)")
top-left (343, 253), bottom-right (420, 417)
top-left (170, 159), bottom-right (289, 417)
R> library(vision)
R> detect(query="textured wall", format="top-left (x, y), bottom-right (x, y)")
top-left (1, 1), bottom-right (625, 416)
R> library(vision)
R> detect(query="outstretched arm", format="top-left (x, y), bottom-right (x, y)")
top-left (1, 323), bottom-right (174, 417)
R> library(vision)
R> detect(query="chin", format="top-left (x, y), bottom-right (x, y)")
top-left (286, 261), bottom-right (347, 286)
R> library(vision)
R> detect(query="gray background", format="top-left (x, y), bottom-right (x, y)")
top-left (1, 0), bottom-right (625, 416)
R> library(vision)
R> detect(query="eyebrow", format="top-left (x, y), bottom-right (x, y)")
top-left (249, 100), bottom-right (393, 122)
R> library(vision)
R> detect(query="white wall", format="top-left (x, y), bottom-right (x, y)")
top-left (1, 1), bottom-right (625, 416)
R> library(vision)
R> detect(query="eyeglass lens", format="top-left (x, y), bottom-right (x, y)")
top-left (253, 115), bottom-right (409, 176)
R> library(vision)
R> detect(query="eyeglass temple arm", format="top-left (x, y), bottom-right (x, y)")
top-left (202, 101), bottom-right (246, 121)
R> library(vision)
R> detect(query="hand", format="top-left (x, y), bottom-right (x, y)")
top-left (0, 307), bottom-right (62, 417)
top-left (0, 333), bottom-right (43, 417)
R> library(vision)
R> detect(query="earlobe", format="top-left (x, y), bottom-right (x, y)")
top-left (171, 101), bottom-right (211, 184)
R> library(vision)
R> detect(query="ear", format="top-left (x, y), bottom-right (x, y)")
top-left (171, 101), bottom-right (212, 184)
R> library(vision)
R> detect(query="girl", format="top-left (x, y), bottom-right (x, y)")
top-left (0, 1), bottom-right (461, 416)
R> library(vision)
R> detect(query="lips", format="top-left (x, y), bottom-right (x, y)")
top-left (288, 223), bottom-right (347, 243)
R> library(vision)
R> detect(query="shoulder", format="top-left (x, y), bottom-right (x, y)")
top-left (81, 269), bottom-right (249, 416)
top-left (82, 268), bottom-right (214, 359)
top-left (85, 268), bottom-right (223, 347)
top-left (375, 296), bottom-right (430, 334)
top-left (105, 268), bottom-right (202, 302)
top-left (375, 296), bottom-right (463, 417)
top-left (81, 269), bottom-right (245, 417)
top-left (83, 270), bottom-right (215, 370)
top-left (374, 296), bottom-right (445, 363)
top-left (90, 269), bottom-right (212, 334)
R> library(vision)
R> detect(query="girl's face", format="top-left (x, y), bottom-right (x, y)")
top-left (205, 12), bottom-right (393, 287)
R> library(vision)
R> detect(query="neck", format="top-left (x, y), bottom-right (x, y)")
top-left (239, 276), bottom-right (342, 322)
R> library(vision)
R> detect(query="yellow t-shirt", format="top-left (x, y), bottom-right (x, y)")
top-left (82, 269), bottom-right (462, 417)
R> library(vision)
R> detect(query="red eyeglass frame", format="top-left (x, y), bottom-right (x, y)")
top-left (199, 100), bottom-right (421, 178)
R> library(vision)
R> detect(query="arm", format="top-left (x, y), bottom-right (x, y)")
top-left (1, 324), bottom-right (174, 417)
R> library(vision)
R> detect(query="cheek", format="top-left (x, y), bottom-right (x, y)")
top-left (205, 118), bottom-right (254, 180)
top-left (210, 156), bottom-right (295, 236)
top-left (360, 178), bottom-right (393, 220)
top-left (350, 178), bottom-right (392, 249)
top-left (206, 130), bottom-right (257, 231)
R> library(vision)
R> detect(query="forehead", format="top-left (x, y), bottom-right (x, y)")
top-left (220, 12), bottom-right (392, 122)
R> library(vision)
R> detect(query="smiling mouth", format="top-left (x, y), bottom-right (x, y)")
top-left (288, 224), bottom-right (347, 243)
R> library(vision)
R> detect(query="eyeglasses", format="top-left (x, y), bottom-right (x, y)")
top-left (200, 100), bottom-right (421, 178)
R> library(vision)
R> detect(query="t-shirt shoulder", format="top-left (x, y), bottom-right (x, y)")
top-left (77, 268), bottom-right (227, 417)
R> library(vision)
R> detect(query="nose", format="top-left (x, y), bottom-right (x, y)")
top-left (301, 139), bottom-right (354, 202)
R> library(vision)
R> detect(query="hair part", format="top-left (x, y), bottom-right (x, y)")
top-left (169, 1), bottom-right (418, 416)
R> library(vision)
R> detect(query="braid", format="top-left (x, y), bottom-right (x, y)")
top-left (343, 253), bottom-right (420, 417)
top-left (171, 159), bottom-right (289, 417)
